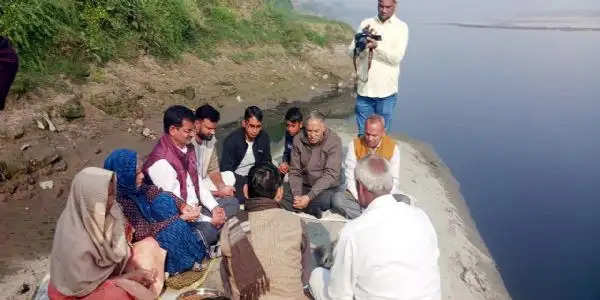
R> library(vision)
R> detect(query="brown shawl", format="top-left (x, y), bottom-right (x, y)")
top-left (223, 197), bottom-right (280, 300)
top-left (50, 167), bottom-right (130, 296)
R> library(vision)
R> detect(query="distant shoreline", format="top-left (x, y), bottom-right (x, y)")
top-left (435, 22), bottom-right (600, 32)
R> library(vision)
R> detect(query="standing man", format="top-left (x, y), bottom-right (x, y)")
top-left (348, 0), bottom-right (409, 136)
top-left (143, 105), bottom-right (228, 246)
top-left (309, 154), bottom-right (441, 300)
top-left (283, 110), bottom-right (345, 219)
top-left (220, 106), bottom-right (272, 203)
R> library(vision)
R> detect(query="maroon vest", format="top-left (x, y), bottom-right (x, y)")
top-left (143, 135), bottom-right (200, 202)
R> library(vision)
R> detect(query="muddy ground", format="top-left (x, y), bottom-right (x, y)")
top-left (0, 43), bottom-right (355, 299)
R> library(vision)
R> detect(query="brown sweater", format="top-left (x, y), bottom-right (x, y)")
top-left (220, 208), bottom-right (311, 300)
top-left (289, 128), bottom-right (343, 200)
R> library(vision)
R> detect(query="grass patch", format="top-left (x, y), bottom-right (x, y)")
top-left (0, 0), bottom-right (353, 94)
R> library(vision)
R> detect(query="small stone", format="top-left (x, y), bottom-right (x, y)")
top-left (56, 187), bottom-right (64, 198)
top-left (8, 126), bottom-right (25, 139)
top-left (60, 97), bottom-right (85, 120)
top-left (236, 95), bottom-right (243, 103)
top-left (128, 127), bottom-right (132, 133)
top-left (134, 119), bottom-right (144, 127)
top-left (39, 181), bottom-right (54, 190)
top-left (310, 86), bottom-right (316, 90)
top-left (52, 160), bottom-right (68, 172)
top-left (142, 128), bottom-right (152, 138)
top-left (42, 153), bottom-right (61, 166)
top-left (17, 283), bottom-right (30, 295)
top-left (95, 148), bottom-right (102, 154)
top-left (322, 74), bottom-right (329, 80)
top-left (338, 81), bottom-right (344, 88)
top-left (20, 144), bottom-right (31, 151)
top-left (36, 119), bottom-right (46, 130)
top-left (42, 112), bottom-right (57, 132)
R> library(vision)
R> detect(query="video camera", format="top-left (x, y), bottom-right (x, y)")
top-left (354, 27), bottom-right (382, 56)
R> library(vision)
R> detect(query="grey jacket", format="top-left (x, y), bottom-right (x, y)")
top-left (289, 128), bottom-right (343, 200)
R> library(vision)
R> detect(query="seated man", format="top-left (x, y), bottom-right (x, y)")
top-left (143, 105), bottom-right (235, 247)
top-left (282, 110), bottom-right (345, 219)
top-left (334, 114), bottom-right (407, 219)
top-left (310, 154), bottom-right (441, 300)
top-left (278, 107), bottom-right (303, 175)
top-left (192, 104), bottom-right (239, 213)
top-left (220, 162), bottom-right (312, 300)
top-left (220, 106), bottom-right (272, 203)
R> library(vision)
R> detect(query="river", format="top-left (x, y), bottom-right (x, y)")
top-left (296, 2), bottom-right (600, 300)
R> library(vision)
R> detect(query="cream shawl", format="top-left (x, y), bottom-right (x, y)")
top-left (50, 167), bottom-right (131, 296)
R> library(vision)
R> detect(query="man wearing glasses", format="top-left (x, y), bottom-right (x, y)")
top-left (144, 105), bottom-right (227, 247)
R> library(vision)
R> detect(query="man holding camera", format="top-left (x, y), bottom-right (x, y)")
top-left (348, 0), bottom-right (409, 136)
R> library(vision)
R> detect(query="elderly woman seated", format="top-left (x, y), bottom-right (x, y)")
top-left (103, 149), bottom-right (207, 275)
top-left (48, 167), bottom-right (165, 300)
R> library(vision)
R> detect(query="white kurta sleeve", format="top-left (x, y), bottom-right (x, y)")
top-left (344, 140), bottom-right (358, 200)
top-left (147, 159), bottom-right (181, 198)
top-left (390, 144), bottom-right (402, 194)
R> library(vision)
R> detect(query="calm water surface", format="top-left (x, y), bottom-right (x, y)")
top-left (301, 3), bottom-right (600, 300)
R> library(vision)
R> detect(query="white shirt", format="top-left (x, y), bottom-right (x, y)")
top-left (235, 141), bottom-right (255, 177)
top-left (147, 146), bottom-right (218, 223)
top-left (328, 194), bottom-right (441, 300)
top-left (344, 139), bottom-right (401, 200)
top-left (347, 15), bottom-right (409, 98)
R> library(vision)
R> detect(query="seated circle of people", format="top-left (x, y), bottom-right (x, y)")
top-left (48, 167), bottom-right (166, 300)
top-left (104, 149), bottom-right (206, 275)
top-left (143, 105), bottom-right (239, 248)
top-left (282, 109), bottom-right (346, 219)
top-left (336, 114), bottom-right (409, 219)
top-left (219, 162), bottom-right (312, 300)
top-left (278, 107), bottom-right (303, 175)
top-left (220, 106), bottom-right (272, 203)
top-left (309, 154), bottom-right (442, 300)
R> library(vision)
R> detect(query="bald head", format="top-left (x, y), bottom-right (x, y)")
top-left (355, 154), bottom-right (393, 207)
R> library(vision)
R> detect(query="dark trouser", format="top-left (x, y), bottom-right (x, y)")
top-left (233, 173), bottom-right (248, 205)
top-left (331, 192), bottom-right (414, 220)
top-left (193, 196), bottom-right (239, 246)
top-left (281, 183), bottom-right (344, 219)
top-left (0, 43), bottom-right (19, 111)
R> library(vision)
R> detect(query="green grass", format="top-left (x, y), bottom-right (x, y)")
top-left (0, 0), bottom-right (353, 94)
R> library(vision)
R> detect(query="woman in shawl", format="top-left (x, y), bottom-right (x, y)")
top-left (103, 149), bottom-right (207, 275)
top-left (49, 167), bottom-right (165, 300)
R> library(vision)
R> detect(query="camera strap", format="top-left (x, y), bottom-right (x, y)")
top-left (353, 48), bottom-right (374, 83)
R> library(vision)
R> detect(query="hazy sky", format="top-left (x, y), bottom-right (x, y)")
top-left (303, 0), bottom-right (600, 24)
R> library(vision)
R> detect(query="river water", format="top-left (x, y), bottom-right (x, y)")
top-left (296, 2), bottom-right (600, 300)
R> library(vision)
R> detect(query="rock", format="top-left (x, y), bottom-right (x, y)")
top-left (8, 125), bottom-right (25, 139)
top-left (53, 160), bottom-right (68, 172)
top-left (35, 119), bottom-right (46, 130)
top-left (20, 144), bottom-right (31, 151)
top-left (322, 74), bottom-right (329, 80)
top-left (134, 119), bottom-right (144, 127)
top-left (17, 283), bottom-right (30, 295)
top-left (173, 86), bottom-right (196, 100)
top-left (42, 153), bottom-right (61, 166)
top-left (236, 95), bottom-right (243, 103)
top-left (95, 148), bottom-right (102, 154)
top-left (310, 86), bottom-right (316, 90)
top-left (338, 81), bottom-right (344, 88)
top-left (39, 181), bottom-right (54, 190)
top-left (60, 97), bottom-right (86, 120)
top-left (42, 112), bottom-right (57, 132)
top-left (142, 128), bottom-right (152, 138)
